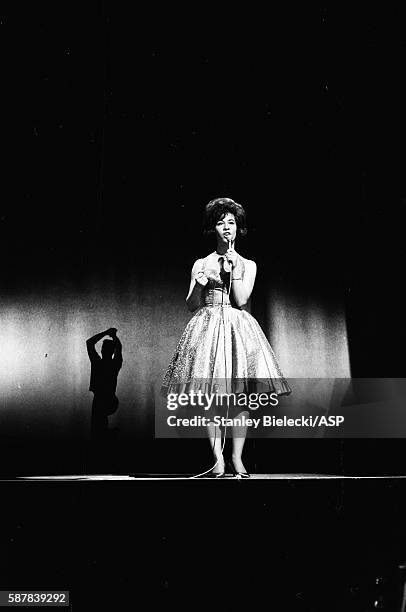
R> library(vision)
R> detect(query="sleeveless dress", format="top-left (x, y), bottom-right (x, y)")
top-left (161, 254), bottom-right (291, 417)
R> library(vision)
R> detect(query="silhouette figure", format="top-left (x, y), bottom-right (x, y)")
top-left (86, 327), bottom-right (123, 440)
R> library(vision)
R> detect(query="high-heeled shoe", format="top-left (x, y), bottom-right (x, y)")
top-left (204, 461), bottom-right (226, 478)
top-left (205, 471), bottom-right (226, 479)
top-left (229, 459), bottom-right (251, 479)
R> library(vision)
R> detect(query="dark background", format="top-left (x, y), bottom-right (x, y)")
top-left (2, 5), bottom-right (406, 475)
top-left (4, 5), bottom-right (406, 368)
top-left (0, 2), bottom-right (406, 472)
top-left (2, 5), bottom-right (406, 610)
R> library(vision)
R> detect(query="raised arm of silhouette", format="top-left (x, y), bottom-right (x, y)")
top-left (112, 333), bottom-right (123, 371)
top-left (86, 327), bottom-right (116, 361)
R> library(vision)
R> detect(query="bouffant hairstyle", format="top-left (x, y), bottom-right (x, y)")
top-left (203, 197), bottom-right (247, 236)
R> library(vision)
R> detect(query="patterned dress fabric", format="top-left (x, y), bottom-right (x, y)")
top-left (162, 255), bottom-right (291, 403)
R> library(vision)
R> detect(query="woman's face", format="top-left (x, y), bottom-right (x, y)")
top-left (215, 212), bottom-right (237, 245)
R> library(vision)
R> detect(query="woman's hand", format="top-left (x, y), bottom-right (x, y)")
top-left (203, 269), bottom-right (221, 284)
top-left (225, 249), bottom-right (238, 269)
top-left (194, 271), bottom-right (209, 286)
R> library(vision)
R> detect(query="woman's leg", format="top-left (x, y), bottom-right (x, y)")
top-left (206, 422), bottom-right (225, 473)
top-left (231, 410), bottom-right (250, 473)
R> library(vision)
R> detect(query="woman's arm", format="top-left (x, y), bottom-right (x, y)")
top-left (186, 259), bottom-right (206, 312)
top-left (230, 258), bottom-right (257, 308)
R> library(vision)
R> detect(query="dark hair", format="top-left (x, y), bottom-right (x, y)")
top-left (203, 197), bottom-right (247, 236)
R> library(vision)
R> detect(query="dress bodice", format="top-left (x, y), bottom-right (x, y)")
top-left (200, 255), bottom-right (245, 308)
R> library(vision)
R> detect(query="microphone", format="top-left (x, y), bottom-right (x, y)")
top-left (222, 239), bottom-right (232, 273)
top-left (227, 239), bottom-right (233, 292)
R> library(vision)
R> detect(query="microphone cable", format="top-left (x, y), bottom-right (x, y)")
top-left (189, 241), bottom-right (234, 479)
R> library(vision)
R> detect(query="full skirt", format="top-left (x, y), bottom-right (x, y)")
top-left (162, 305), bottom-right (291, 398)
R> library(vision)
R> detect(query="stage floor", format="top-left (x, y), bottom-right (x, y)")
top-left (2, 470), bottom-right (406, 611)
top-left (12, 473), bottom-right (406, 480)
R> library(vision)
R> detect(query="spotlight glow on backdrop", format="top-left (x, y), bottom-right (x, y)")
top-left (0, 274), bottom-right (350, 441)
